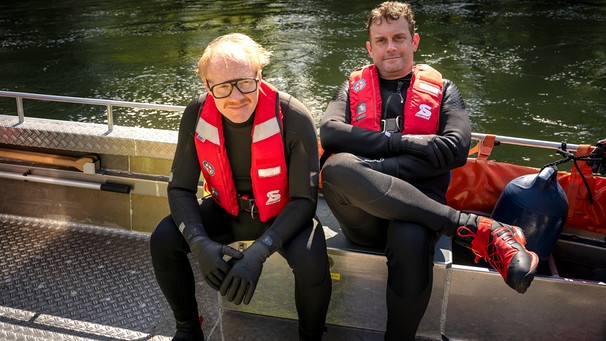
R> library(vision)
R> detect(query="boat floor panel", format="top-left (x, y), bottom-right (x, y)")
top-left (0, 214), bottom-right (400, 341)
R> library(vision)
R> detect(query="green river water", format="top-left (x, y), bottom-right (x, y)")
top-left (1, 0), bottom-right (605, 167)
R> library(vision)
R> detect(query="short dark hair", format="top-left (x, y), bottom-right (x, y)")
top-left (366, 1), bottom-right (416, 38)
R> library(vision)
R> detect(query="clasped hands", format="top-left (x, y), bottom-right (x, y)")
top-left (189, 236), bottom-right (270, 305)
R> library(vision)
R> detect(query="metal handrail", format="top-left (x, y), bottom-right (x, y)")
top-left (471, 132), bottom-right (580, 152)
top-left (0, 91), bottom-right (186, 131)
top-left (1, 91), bottom-right (582, 151)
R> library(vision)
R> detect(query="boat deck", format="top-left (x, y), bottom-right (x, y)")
top-left (0, 214), bottom-right (394, 341)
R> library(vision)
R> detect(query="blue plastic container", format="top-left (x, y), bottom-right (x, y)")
top-left (491, 166), bottom-right (569, 262)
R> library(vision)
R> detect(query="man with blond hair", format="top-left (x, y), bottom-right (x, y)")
top-left (151, 33), bottom-right (331, 341)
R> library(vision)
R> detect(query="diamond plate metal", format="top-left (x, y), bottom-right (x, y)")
top-left (0, 215), bottom-right (389, 341)
top-left (0, 214), bottom-right (179, 340)
top-left (0, 115), bottom-right (177, 160)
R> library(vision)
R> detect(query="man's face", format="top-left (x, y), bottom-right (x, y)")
top-left (366, 17), bottom-right (419, 80)
top-left (204, 59), bottom-right (260, 123)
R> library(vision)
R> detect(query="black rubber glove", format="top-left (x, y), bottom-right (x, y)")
top-left (189, 237), bottom-right (243, 290)
top-left (219, 240), bottom-right (271, 305)
top-left (398, 134), bottom-right (458, 168)
top-left (587, 139), bottom-right (606, 175)
top-left (182, 224), bottom-right (243, 291)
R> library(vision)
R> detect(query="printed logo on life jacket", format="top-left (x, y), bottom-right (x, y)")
top-left (356, 102), bottom-right (367, 121)
top-left (202, 160), bottom-right (215, 176)
top-left (210, 187), bottom-right (219, 199)
top-left (266, 190), bottom-right (281, 205)
top-left (415, 104), bottom-right (433, 120)
top-left (353, 79), bottom-right (366, 92)
top-left (258, 166), bottom-right (281, 178)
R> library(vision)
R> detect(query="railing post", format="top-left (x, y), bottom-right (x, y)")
top-left (16, 97), bottom-right (24, 124)
top-left (106, 104), bottom-right (114, 131)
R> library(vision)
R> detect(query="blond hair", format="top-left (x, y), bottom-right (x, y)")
top-left (196, 33), bottom-right (272, 80)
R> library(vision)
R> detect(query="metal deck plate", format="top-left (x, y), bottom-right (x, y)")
top-left (0, 214), bottom-right (178, 340)
top-left (0, 214), bottom-right (391, 341)
top-left (0, 115), bottom-right (177, 160)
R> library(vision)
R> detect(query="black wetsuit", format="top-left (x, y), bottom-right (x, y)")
top-left (320, 71), bottom-right (471, 340)
top-left (150, 92), bottom-right (331, 340)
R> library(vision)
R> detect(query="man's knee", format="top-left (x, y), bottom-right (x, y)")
top-left (321, 153), bottom-right (360, 186)
top-left (284, 230), bottom-right (329, 285)
top-left (150, 215), bottom-right (184, 256)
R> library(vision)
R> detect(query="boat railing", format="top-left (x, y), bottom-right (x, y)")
top-left (471, 132), bottom-right (579, 152)
top-left (0, 90), bottom-right (186, 131)
top-left (0, 90), bottom-right (580, 151)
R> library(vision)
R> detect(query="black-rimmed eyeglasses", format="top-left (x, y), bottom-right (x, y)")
top-left (207, 78), bottom-right (259, 99)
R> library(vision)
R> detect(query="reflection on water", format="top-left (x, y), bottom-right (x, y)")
top-left (1, 0), bottom-right (605, 166)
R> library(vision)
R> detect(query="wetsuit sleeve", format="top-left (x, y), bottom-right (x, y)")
top-left (167, 97), bottom-right (206, 232)
top-left (320, 81), bottom-right (394, 158)
top-left (320, 79), bottom-right (470, 180)
top-left (390, 80), bottom-right (471, 178)
top-left (257, 93), bottom-right (319, 253)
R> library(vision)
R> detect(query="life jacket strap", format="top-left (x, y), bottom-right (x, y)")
top-left (237, 194), bottom-right (258, 219)
top-left (380, 117), bottom-right (403, 133)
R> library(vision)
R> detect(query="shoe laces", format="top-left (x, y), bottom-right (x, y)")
top-left (457, 218), bottom-right (522, 280)
top-left (456, 225), bottom-right (488, 263)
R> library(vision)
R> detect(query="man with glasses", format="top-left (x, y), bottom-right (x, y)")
top-left (150, 33), bottom-right (331, 341)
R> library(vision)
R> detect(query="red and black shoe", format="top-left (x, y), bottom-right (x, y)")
top-left (457, 216), bottom-right (539, 293)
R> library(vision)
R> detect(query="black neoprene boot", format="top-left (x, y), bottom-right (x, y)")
top-left (172, 318), bottom-right (204, 341)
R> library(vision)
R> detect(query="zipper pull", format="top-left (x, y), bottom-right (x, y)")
top-left (396, 81), bottom-right (404, 103)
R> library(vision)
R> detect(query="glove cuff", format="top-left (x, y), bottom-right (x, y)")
top-left (253, 231), bottom-right (280, 261)
top-left (248, 241), bottom-right (270, 263)
top-left (180, 222), bottom-right (208, 244)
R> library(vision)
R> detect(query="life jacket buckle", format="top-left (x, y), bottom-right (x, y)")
top-left (237, 194), bottom-right (258, 219)
top-left (380, 117), bottom-right (403, 133)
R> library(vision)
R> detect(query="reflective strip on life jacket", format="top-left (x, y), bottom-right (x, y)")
top-left (348, 64), bottom-right (442, 134)
top-left (194, 81), bottom-right (289, 222)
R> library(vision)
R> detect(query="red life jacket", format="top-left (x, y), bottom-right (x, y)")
top-left (194, 81), bottom-right (289, 222)
top-left (348, 64), bottom-right (443, 134)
